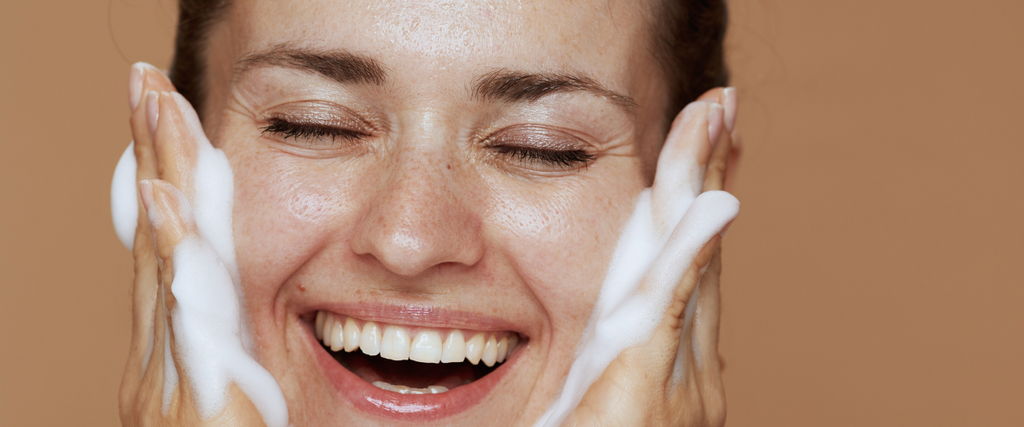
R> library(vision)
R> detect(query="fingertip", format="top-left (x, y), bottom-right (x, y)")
top-left (140, 62), bottom-right (175, 92)
top-left (129, 62), bottom-right (167, 112)
top-left (129, 63), bottom-right (145, 112)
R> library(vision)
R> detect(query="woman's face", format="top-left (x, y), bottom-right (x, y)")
top-left (200, 0), bottom-right (668, 425)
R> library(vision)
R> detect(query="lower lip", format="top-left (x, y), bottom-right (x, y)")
top-left (307, 327), bottom-right (515, 421)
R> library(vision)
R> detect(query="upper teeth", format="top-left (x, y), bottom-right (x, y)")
top-left (315, 310), bottom-right (520, 367)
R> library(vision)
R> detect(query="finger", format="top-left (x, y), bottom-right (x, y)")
top-left (138, 178), bottom-right (202, 414)
top-left (673, 239), bottom-right (719, 424)
top-left (703, 127), bottom-right (732, 193)
top-left (153, 91), bottom-right (239, 270)
top-left (140, 180), bottom-right (201, 308)
top-left (721, 87), bottom-right (737, 135)
top-left (130, 63), bottom-right (176, 185)
top-left (693, 246), bottom-right (726, 388)
top-left (696, 87), bottom-right (736, 134)
top-left (697, 87), bottom-right (734, 193)
top-left (128, 63), bottom-right (176, 329)
top-left (672, 236), bottom-right (718, 384)
top-left (721, 87), bottom-right (741, 192)
top-left (646, 191), bottom-right (738, 374)
top-left (584, 231), bottom-right (722, 426)
top-left (150, 91), bottom-right (202, 202)
top-left (651, 101), bottom-right (723, 231)
top-left (123, 63), bottom-right (178, 392)
top-left (692, 87), bottom-right (735, 390)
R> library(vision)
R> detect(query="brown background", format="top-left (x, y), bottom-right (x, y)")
top-left (2, 0), bottom-right (1022, 425)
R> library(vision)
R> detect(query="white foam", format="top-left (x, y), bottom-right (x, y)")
top-left (111, 92), bottom-right (288, 426)
top-left (533, 188), bottom-right (739, 427)
top-left (111, 142), bottom-right (138, 251)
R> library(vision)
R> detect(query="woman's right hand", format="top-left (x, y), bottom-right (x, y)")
top-left (117, 63), bottom-right (273, 426)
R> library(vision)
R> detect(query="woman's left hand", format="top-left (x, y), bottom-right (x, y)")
top-left (566, 87), bottom-right (740, 427)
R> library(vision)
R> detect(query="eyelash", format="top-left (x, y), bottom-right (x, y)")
top-left (492, 145), bottom-right (595, 170)
top-left (260, 118), bottom-right (366, 145)
top-left (260, 118), bottom-right (595, 169)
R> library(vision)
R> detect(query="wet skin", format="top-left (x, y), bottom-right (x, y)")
top-left (196, 1), bottom-right (668, 425)
top-left (119, 0), bottom-right (742, 425)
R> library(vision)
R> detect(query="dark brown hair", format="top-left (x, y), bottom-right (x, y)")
top-left (169, 0), bottom-right (727, 122)
top-left (168, 0), bottom-right (231, 118)
top-left (650, 0), bottom-right (729, 120)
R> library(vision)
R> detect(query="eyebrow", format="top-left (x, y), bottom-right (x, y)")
top-left (236, 45), bottom-right (388, 86)
top-left (235, 46), bottom-right (636, 114)
top-left (472, 69), bottom-right (638, 114)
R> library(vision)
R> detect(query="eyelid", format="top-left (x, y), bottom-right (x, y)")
top-left (482, 124), bottom-right (598, 171)
top-left (260, 100), bottom-right (380, 135)
top-left (480, 123), bottom-right (595, 151)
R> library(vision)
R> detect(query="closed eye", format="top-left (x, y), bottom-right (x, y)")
top-left (483, 124), bottom-right (597, 172)
top-left (259, 118), bottom-right (368, 145)
top-left (491, 145), bottom-right (595, 170)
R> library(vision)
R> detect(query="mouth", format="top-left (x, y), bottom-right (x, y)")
top-left (308, 309), bottom-right (525, 420)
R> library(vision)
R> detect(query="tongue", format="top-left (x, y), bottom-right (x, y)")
top-left (339, 352), bottom-right (477, 390)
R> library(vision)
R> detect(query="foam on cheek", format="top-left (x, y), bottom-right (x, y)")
top-left (533, 189), bottom-right (739, 427)
top-left (170, 237), bottom-right (287, 425)
top-left (110, 94), bottom-right (288, 426)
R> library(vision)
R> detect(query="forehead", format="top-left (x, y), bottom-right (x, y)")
top-left (226, 0), bottom-right (657, 94)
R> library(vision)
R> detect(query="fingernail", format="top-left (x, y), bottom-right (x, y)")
top-left (138, 180), bottom-right (160, 229)
top-left (145, 91), bottom-right (160, 140)
top-left (707, 102), bottom-right (724, 149)
top-left (129, 63), bottom-right (146, 112)
top-left (722, 87), bottom-right (738, 133)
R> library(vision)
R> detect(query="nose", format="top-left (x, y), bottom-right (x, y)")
top-left (349, 145), bottom-right (485, 277)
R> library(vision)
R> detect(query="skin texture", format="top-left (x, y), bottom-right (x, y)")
top-left (118, 0), bottom-right (740, 426)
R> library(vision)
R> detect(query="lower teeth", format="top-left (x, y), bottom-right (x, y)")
top-left (372, 381), bottom-right (449, 394)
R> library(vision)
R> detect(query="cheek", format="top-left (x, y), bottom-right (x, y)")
top-left (229, 150), bottom-right (356, 309)
top-left (484, 173), bottom-right (640, 341)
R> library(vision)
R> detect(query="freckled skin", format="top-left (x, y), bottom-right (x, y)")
top-left (197, 0), bottom-right (669, 425)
